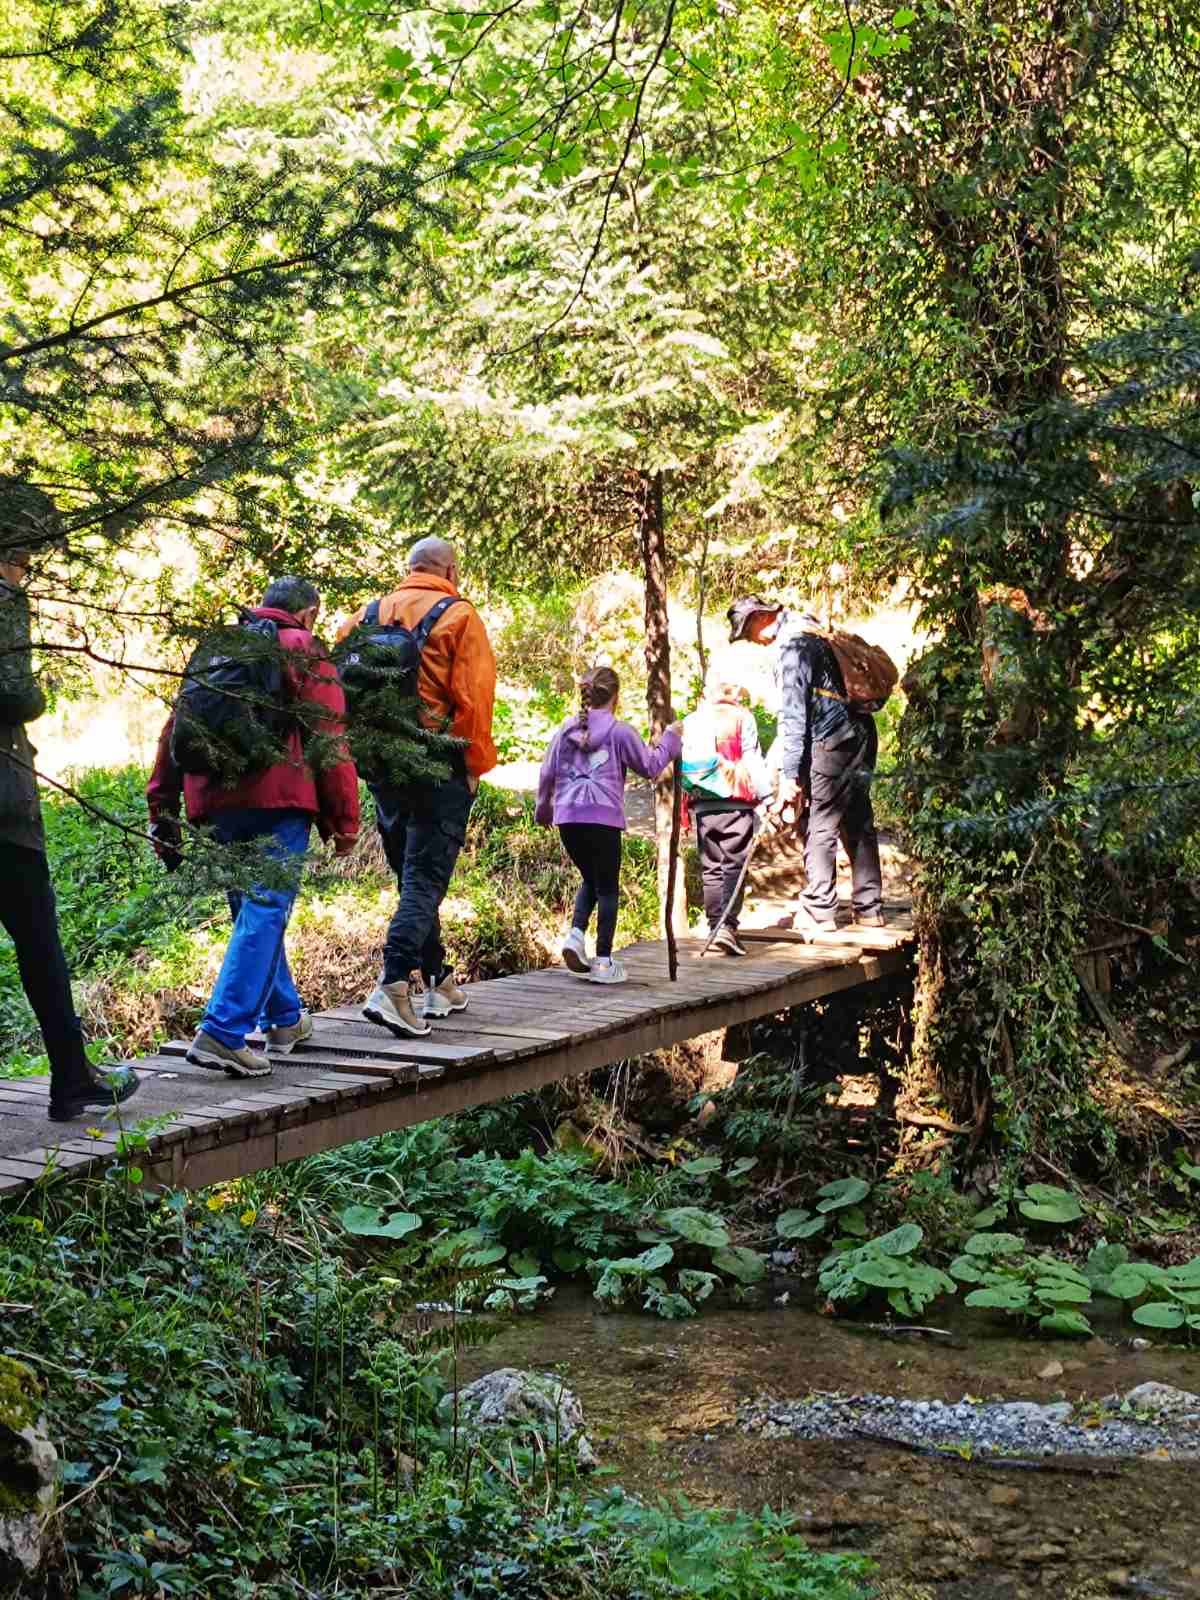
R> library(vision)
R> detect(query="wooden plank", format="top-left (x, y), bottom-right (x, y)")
top-left (0, 1154), bottom-right (66, 1180)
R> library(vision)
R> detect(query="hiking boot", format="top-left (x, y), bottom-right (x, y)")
top-left (710, 925), bottom-right (747, 957)
top-left (855, 912), bottom-right (886, 928)
top-left (423, 976), bottom-right (468, 1019)
top-left (585, 956), bottom-right (627, 985)
top-left (187, 1030), bottom-right (272, 1078)
top-left (265, 1011), bottom-right (314, 1055)
top-left (791, 900), bottom-right (839, 942)
top-left (561, 927), bottom-right (590, 974)
top-left (48, 1063), bottom-right (141, 1123)
top-left (363, 980), bottom-right (431, 1038)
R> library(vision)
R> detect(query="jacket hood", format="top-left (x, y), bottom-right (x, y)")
top-left (250, 605), bottom-right (306, 629)
top-left (565, 708), bottom-right (615, 747)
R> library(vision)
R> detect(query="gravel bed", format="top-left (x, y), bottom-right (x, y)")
top-left (740, 1382), bottom-right (1200, 1460)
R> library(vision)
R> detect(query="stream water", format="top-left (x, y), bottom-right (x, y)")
top-left (461, 1289), bottom-right (1200, 1599)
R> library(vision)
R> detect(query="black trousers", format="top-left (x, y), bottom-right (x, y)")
top-left (695, 806), bottom-right (756, 930)
top-left (0, 842), bottom-right (91, 1090)
top-left (558, 823), bottom-right (622, 957)
top-left (374, 776), bottom-right (474, 986)
top-left (802, 717), bottom-right (883, 919)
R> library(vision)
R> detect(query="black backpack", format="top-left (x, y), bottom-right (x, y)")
top-left (337, 595), bottom-right (460, 701)
top-left (170, 613), bottom-right (293, 778)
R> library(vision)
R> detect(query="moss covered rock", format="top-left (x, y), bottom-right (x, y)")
top-left (0, 1356), bottom-right (60, 1580)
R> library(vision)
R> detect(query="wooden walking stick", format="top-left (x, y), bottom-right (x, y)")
top-left (665, 762), bottom-right (683, 981)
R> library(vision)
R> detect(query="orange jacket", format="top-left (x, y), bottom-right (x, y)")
top-left (337, 574), bottom-right (497, 779)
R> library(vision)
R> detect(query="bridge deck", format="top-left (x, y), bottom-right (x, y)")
top-left (0, 910), bottom-right (912, 1197)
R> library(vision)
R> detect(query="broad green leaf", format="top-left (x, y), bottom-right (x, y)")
top-left (949, 1255), bottom-right (986, 1283)
top-left (852, 1257), bottom-right (906, 1288)
top-left (777, 1208), bottom-right (824, 1239)
top-left (681, 1156), bottom-right (723, 1176)
top-left (965, 1284), bottom-right (1031, 1311)
top-left (638, 1243), bottom-right (675, 1272)
top-left (1018, 1184), bottom-right (1083, 1223)
top-left (970, 1203), bottom-right (1007, 1228)
top-left (964, 1231), bottom-right (1024, 1257)
top-left (341, 1205), bottom-right (422, 1239)
top-left (1038, 1310), bottom-right (1092, 1336)
top-left (871, 1223), bottom-right (923, 1256)
top-left (1033, 1280), bottom-right (1092, 1305)
top-left (712, 1246), bottom-right (767, 1283)
top-left (838, 1206), bottom-right (870, 1238)
top-left (1165, 1259), bottom-right (1200, 1288)
top-left (552, 1247), bottom-right (585, 1273)
top-left (678, 1269), bottom-right (717, 1301)
top-left (727, 1157), bottom-right (759, 1178)
top-left (1131, 1302), bottom-right (1186, 1329)
top-left (1179, 1164), bottom-right (1200, 1182)
top-left (815, 1177), bottom-right (871, 1212)
top-left (509, 1251), bottom-right (541, 1279)
top-left (658, 1207), bottom-right (730, 1248)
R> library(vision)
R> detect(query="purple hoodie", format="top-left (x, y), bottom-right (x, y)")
top-left (535, 709), bottom-right (682, 830)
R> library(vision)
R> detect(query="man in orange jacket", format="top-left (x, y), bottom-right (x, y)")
top-left (337, 537), bottom-right (496, 1037)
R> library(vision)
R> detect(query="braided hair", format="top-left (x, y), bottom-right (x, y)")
top-left (577, 665), bottom-right (620, 752)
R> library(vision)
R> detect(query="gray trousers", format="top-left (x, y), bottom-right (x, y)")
top-left (801, 718), bottom-right (882, 919)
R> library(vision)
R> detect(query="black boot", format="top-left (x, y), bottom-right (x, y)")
top-left (48, 1063), bottom-right (141, 1122)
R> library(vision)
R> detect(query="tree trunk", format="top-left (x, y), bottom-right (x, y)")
top-left (636, 467), bottom-right (685, 935)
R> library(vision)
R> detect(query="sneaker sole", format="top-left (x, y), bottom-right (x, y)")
top-left (424, 996), bottom-right (469, 1018)
top-left (186, 1046), bottom-right (272, 1078)
top-left (561, 946), bottom-right (590, 974)
top-left (265, 1031), bottom-right (313, 1056)
top-left (585, 972), bottom-right (627, 985)
top-left (363, 1004), bottom-right (431, 1038)
top-left (48, 1087), bottom-right (141, 1122)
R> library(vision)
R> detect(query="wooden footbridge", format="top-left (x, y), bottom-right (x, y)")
top-left (0, 911), bottom-right (912, 1198)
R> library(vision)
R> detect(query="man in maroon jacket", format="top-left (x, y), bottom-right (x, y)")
top-left (147, 577), bottom-right (359, 1077)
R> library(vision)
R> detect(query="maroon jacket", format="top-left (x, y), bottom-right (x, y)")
top-left (146, 606), bottom-right (360, 842)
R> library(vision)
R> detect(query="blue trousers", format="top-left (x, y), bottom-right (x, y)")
top-left (200, 808), bottom-right (309, 1049)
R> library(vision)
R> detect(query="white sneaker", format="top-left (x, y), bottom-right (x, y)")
top-left (585, 957), bottom-right (627, 985)
top-left (561, 927), bottom-right (590, 974)
top-left (363, 981), bottom-right (432, 1037)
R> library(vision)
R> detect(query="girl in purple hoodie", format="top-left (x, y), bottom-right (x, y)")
top-left (536, 666), bottom-right (682, 983)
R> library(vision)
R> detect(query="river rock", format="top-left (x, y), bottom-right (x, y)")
top-left (0, 1356), bottom-right (60, 1581)
top-left (1119, 1382), bottom-right (1200, 1418)
top-left (441, 1369), bottom-right (596, 1467)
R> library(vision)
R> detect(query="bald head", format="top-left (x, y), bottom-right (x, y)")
top-left (408, 537), bottom-right (458, 581)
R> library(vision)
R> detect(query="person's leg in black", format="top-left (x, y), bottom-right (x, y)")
top-left (559, 824), bottom-right (600, 938)
top-left (715, 810), bottom-right (755, 929)
top-left (395, 777), bottom-right (473, 989)
top-left (588, 826), bottom-right (622, 958)
top-left (840, 719), bottom-right (883, 920)
top-left (0, 843), bottom-right (139, 1117)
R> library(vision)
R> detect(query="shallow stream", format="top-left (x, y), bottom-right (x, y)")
top-left (461, 1289), bottom-right (1200, 1599)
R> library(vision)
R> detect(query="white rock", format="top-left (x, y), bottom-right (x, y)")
top-left (0, 1361), bottom-right (59, 1580)
top-left (441, 1368), bottom-right (596, 1467)
top-left (1121, 1382), bottom-right (1200, 1417)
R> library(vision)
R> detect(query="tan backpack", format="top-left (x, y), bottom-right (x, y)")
top-left (810, 629), bottom-right (899, 714)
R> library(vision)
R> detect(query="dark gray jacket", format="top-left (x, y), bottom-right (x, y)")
top-left (774, 612), bottom-right (854, 782)
top-left (0, 581), bottom-right (47, 852)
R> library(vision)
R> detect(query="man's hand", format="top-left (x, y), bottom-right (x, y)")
top-left (331, 832), bottom-right (357, 857)
top-left (776, 775), bottom-right (806, 809)
top-left (149, 817), bottom-right (183, 873)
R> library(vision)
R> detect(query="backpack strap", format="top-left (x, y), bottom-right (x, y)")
top-left (413, 594), bottom-right (461, 649)
top-left (364, 598), bottom-right (382, 627)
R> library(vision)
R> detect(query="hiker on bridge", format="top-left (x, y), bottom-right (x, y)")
top-left (680, 680), bottom-right (773, 957)
top-left (536, 666), bottom-right (682, 984)
top-left (337, 537), bottom-right (496, 1038)
top-left (147, 576), bottom-right (360, 1077)
top-left (0, 480), bottom-right (140, 1121)
top-left (728, 597), bottom-right (886, 935)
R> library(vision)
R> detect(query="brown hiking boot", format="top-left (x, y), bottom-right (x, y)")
top-left (855, 913), bottom-right (886, 928)
top-left (422, 975), bottom-right (468, 1019)
top-left (187, 1030), bottom-right (272, 1078)
top-left (266, 1011), bottom-right (314, 1054)
top-left (363, 980), bottom-right (431, 1037)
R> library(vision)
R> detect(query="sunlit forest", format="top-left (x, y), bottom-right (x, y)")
top-left (3, 0), bottom-right (1200, 1594)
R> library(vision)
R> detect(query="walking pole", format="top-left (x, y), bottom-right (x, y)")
top-left (698, 809), bottom-right (769, 957)
top-left (665, 763), bottom-right (682, 981)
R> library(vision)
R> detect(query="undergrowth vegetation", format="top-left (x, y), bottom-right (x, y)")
top-left (0, 1162), bottom-right (872, 1600)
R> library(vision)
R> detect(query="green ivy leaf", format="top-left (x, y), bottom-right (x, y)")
top-left (1131, 1301), bottom-right (1186, 1329)
top-left (711, 1246), bottom-right (767, 1284)
top-left (776, 1209), bottom-right (826, 1239)
top-left (871, 1223), bottom-right (923, 1256)
top-left (658, 1207), bottom-right (729, 1247)
top-left (815, 1177), bottom-right (871, 1212)
top-left (1038, 1310), bottom-right (1092, 1336)
top-left (964, 1231), bottom-right (1024, 1256)
top-left (1017, 1184), bottom-right (1083, 1223)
